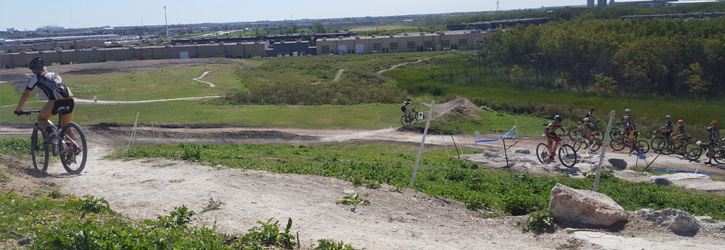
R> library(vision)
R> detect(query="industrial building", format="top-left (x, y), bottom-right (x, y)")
top-left (0, 30), bottom-right (488, 69)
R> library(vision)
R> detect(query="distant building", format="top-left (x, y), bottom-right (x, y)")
top-left (608, 0), bottom-right (719, 7)
top-left (588, 0), bottom-right (596, 7)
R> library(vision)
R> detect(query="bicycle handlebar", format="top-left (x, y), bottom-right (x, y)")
top-left (14, 110), bottom-right (40, 116)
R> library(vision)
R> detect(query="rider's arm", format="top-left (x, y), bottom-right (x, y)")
top-left (15, 90), bottom-right (32, 112)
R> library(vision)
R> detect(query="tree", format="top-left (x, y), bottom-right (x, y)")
top-left (313, 21), bottom-right (326, 34)
top-left (589, 74), bottom-right (618, 97)
top-left (509, 65), bottom-right (524, 87)
top-left (683, 62), bottom-right (711, 95)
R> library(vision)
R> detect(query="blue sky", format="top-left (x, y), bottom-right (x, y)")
top-left (0, 0), bottom-right (585, 30)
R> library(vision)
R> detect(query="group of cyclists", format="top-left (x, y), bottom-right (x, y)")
top-left (543, 107), bottom-right (722, 164)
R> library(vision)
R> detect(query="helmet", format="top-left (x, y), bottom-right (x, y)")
top-left (28, 57), bottom-right (45, 69)
top-left (666, 115), bottom-right (672, 119)
top-left (625, 109), bottom-right (631, 113)
top-left (712, 120), bottom-right (718, 125)
top-left (623, 115), bottom-right (630, 120)
top-left (407, 98), bottom-right (411, 101)
top-left (678, 119), bottom-right (684, 124)
top-left (590, 107), bottom-right (595, 111)
top-left (583, 118), bottom-right (590, 123)
top-left (554, 115), bottom-right (562, 122)
top-left (708, 127), bottom-right (713, 131)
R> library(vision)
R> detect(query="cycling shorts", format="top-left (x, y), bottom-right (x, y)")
top-left (546, 134), bottom-right (561, 144)
top-left (401, 107), bottom-right (407, 112)
top-left (39, 98), bottom-right (74, 124)
top-left (628, 130), bottom-right (637, 141)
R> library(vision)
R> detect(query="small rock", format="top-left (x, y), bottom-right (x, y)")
top-left (483, 151), bottom-right (501, 158)
top-left (648, 177), bottom-right (673, 185)
top-left (636, 208), bottom-right (700, 235)
top-left (343, 190), bottom-right (355, 194)
top-left (18, 237), bottom-right (32, 246)
top-left (515, 149), bottom-right (531, 154)
top-left (513, 157), bottom-right (535, 163)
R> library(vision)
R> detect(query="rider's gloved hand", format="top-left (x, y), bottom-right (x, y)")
top-left (13, 110), bottom-right (24, 116)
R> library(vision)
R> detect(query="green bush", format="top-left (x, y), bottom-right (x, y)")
top-left (156, 205), bottom-right (196, 229)
top-left (0, 138), bottom-right (31, 158)
top-left (234, 218), bottom-right (298, 249)
top-left (522, 210), bottom-right (555, 234)
top-left (316, 239), bottom-right (363, 250)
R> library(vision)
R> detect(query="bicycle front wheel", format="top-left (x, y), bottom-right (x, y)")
top-left (636, 140), bottom-right (650, 154)
top-left (400, 115), bottom-right (409, 126)
top-left (651, 137), bottom-right (666, 153)
top-left (59, 122), bottom-right (87, 174)
top-left (685, 143), bottom-right (703, 161)
top-left (536, 143), bottom-right (551, 164)
top-left (30, 125), bottom-right (49, 173)
top-left (568, 127), bottom-right (580, 141)
top-left (559, 144), bottom-right (577, 168)
top-left (589, 138), bottom-right (602, 152)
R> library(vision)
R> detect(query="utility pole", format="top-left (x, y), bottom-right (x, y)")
top-left (164, 6), bottom-right (169, 38)
top-left (496, 0), bottom-right (500, 12)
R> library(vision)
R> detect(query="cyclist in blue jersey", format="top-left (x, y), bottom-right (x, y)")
top-left (14, 57), bottom-right (75, 140)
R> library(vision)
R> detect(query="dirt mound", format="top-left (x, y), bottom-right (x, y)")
top-left (431, 98), bottom-right (483, 122)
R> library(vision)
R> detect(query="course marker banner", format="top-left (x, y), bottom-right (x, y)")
top-left (475, 125), bottom-right (519, 143)
top-left (651, 168), bottom-right (711, 176)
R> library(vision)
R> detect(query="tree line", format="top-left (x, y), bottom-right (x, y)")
top-left (478, 17), bottom-right (725, 98)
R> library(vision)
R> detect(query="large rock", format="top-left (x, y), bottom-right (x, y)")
top-left (549, 183), bottom-right (628, 227)
top-left (636, 208), bottom-right (700, 235)
top-left (648, 177), bottom-right (673, 185)
top-left (483, 150), bottom-right (500, 158)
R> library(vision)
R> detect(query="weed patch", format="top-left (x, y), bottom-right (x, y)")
top-left (522, 210), bottom-right (555, 234)
top-left (336, 193), bottom-right (371, 212)
top-left (0, 172), bottom-right (9, 183)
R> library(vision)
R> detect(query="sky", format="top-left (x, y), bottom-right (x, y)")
top-left (0, 0), bottom-right (586, 31)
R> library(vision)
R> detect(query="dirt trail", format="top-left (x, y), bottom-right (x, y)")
top-left (74, 96), bottom-right (221, 105)
top-left (193, 71), bottom-right (216, 87)
top-left (332, 69), bottom-right (345, 82)
top-left (377, 59), bottom-right (429, 74)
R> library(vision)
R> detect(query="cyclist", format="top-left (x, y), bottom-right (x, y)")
top-left (581, 118), bottom-right (596, 148)
top-left (661, 115), bottom-right (674, 137)
top-left (704, 127), bottom-right (716, 164)
top-left (712, 120), bottom-right (720, 143)
top-left (623, 115), bottom-right (637, 153)
top-left (13, 57), bottom-right (75, 142)
top-left (674, 119), bottom-right (687, 146)
top-left (578, 107), bottom-right (597, 134)
top-left (544, 115), bottom-right (568, 161)
top-left (401, 98), bottom-right (416, 117)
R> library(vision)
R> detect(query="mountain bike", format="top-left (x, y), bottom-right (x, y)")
top-left (536, 135), bottom-right (578, 168)
top-left (610, 130), bottom-right (650, 154)
top-left (400, 108), bottom-right (424, 126)
top-left (568, 121), bottom-right (604, 141)
top-left (653, 134), bottom-right (698, 159)
top-left (16, 107), bottom-right (87, 174)
top-left (572, 134), bottom-right (603, 152)
top-left (687, 139), bottom-right (725, 164)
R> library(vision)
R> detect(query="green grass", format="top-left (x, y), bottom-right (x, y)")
top-left (115, 142), bottom-right (725, 219)
top-left (0, 100), bottom-right (423, 129)
top-left (64, 63), bottom-right (253, 100)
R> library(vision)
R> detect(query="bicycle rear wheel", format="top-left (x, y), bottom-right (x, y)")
top-left (558, 144), bottom-right (577, 168)
top-left (568, 127), bottom-right (580, 141)
top-left (610, 138), bottom-right (626, 151)
top-left (30, 125), bottom-right (50, 173)
top-left (536, 143), bottom-right (551, 164)
top-left (572, 138), bottom-right (583, 151)
top-left (713, 149), bottom-right (725, 164)
top-left (589, 138), bottom-right (602, 152)
top-left (59, 122), bottom-right (87, 174)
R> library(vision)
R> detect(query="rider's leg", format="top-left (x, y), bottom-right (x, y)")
top-left (547, 137), bottom-right (554, 156)
top-left (628, 132), bottom-right (635, 153)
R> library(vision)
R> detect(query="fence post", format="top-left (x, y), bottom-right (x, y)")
top-left (127, 112), bottom-right (140, 150)
top-left (410, 101), bottom-right (435, 186)
top-left (593, 110), bottom-right (616, 192)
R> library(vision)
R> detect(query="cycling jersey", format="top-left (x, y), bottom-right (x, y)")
top-left (26, 72), bottom-right (72, 100)
top-left (625, 120), bottom-right (636, 132)
top-left (585, 112), bottom-right (595, 121)
top-left (677, 125), bottom-right (686, 135)
top-left (545, 121), bottom-right (564, 136)
top-left (713, 126), bottom-right (720, 140)
top-left (401, 100), bottom-right (412, 108)
top-left (663, 121), bottom-right (673, 132)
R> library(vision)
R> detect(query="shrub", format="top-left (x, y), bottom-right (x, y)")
top-left (522, 210), bottom-right (555, 234)
top-left (235, 218), bottom-right (298, 249)
top-left (157, 205), bottom-right (196, 229)
top-left (316, 239), bottom-right (362, 250)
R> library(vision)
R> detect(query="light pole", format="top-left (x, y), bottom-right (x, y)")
top-left (164, 6), bottom-right (169, 38)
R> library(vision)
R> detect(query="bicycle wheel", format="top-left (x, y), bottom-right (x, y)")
top-left (536, 143), bottom-right (551, 164)
top-left (572, 138), bottom-right (583, 151)
top-left (713, 149), bottom-right (725, 164)
top-left (650, 137), bottom-right (666, 153)
top-left (685, 143), bottom-right (703, 161)
top-left (659, 140), bottom-right (673, 155)
top-left (400, 115), bottom-right (410, 126)
top-left (58, 122), bottom-right (87, 174)
top-left (568, 127), bottom-right (580, 141)
top-left (610, 128), bottom-right (621, 141)
top-left (636, 140), bottom-right (650, 154)
top-left (610, 138), bottom-right (626, 151)
top-left (559, 144), bottom-right (577, 168)
top-left (589, 138), bottom-right (602, 152)
top-left (30, 125), bottom-right (50, 173)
